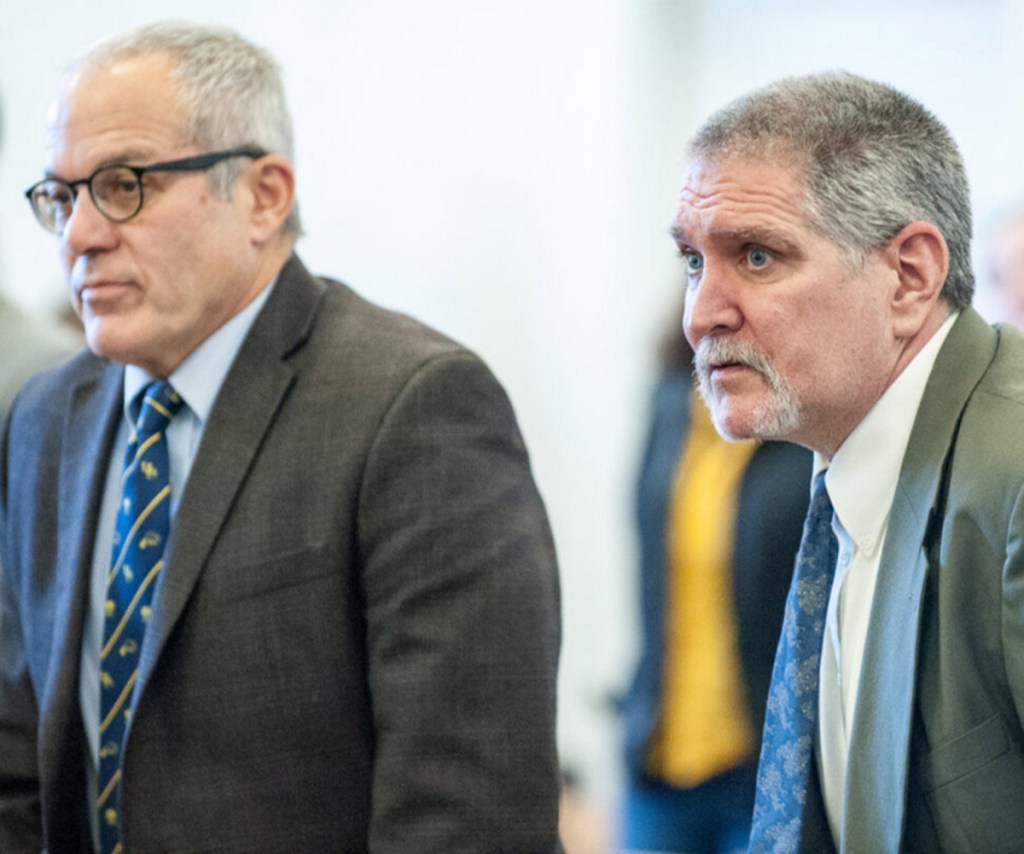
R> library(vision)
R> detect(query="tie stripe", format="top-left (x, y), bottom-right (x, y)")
top-left (101, 560), bottom-right (165, 659)
top-left (123, 431), bottom-right (163, 474)
top-left (97, 769), bottom-right (121, 808)
top-left (107, 486), bottom-right (171, 584)
top-left (100, 671), bottom-right (140, 733)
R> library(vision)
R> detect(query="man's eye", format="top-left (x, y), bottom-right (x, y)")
top-left (95, 168), bottom-right (141, 198)
top-left (748, 248), bottom-right (771, 267)
top-left (683, 251), bottom-right (703, 272)
top-left (48, 186), bottom-right (73, 205)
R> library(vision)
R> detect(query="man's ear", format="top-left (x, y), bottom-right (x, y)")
top-left (885, 221), bottom-right (949, 339)
top-left (244, 154), bottom-right (295, 243)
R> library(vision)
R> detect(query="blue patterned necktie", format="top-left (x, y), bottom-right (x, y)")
top-left (98, 380), bottom-right (183, 854)
top-left (749, 470), bottom-right (838, 853)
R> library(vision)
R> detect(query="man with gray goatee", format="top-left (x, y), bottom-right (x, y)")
top-left (674, 71), bottom-right (1024, 852)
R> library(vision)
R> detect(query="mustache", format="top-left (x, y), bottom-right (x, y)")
top-left (693, 337), bottom-right (778, 380)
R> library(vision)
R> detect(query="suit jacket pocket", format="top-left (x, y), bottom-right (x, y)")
top-left (918, 713), bottom-right (1024, 853)
top-left (201, 543), bottom-right (335, 604)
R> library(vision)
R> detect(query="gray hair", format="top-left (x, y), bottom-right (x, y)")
top-left (73, 21), bottom-right (302, 236)
top-left (688, 71), bottom-right (973, 310)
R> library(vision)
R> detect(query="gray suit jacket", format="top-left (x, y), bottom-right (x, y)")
top-left (0, 256), bottom-right (562, 852)
top-left (836, 309), bottom-right (1024, 852)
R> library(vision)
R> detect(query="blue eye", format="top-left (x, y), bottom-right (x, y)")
top-left (684, 251), bottom-right (703, 272)
top-left (748, 248), bottom-right (770, 267)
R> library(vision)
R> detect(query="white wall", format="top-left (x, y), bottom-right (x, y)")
top-left (645, 0), bottom-right (1024, 322)
top-left (2, 0), bottom-right (1022, 812)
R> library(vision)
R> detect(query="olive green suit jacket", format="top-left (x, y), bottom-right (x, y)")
top-left (839, 309), bottom-right (1024, 852)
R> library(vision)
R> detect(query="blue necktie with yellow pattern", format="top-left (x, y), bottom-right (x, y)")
top-left (98, 380), bottom-right (183, 854)
top-left (748, 470), bottom-right (838, 853)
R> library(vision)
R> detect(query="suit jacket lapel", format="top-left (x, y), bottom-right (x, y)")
top-left (135, 256), bottom-right (326, 694)
top-left (843, 309), bottom-right (997, 851)
top-left (39, 361), bottom-right (123, 816)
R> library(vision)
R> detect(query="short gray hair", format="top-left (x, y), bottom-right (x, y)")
top-left (73, 21), bottom-right (302, 236)
top-left (688, 71), bottom-right (973, 310)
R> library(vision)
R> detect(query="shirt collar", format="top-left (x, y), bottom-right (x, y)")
top-left (123, 277), bottom-right (277, 423)
top-left (815, 312), bottom-right (958, 555)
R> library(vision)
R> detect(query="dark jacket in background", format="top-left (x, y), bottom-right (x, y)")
top-left (622, 370), bottom-right (811, 782)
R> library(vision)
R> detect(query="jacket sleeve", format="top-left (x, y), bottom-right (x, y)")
top-left (1003, 483), bottom-right (1024, 732)
top-left (356, 350), bottom-right (562, 852)
top-left (0, 413), bottom-right (45, 854)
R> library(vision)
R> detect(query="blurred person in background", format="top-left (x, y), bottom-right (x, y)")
top-left (0, 92), bottom-right (79, 417)
top-left (0, 296), bottom-right (78, 417)
top-left (987, 206), bottom-right (1024, 329)
top-left (620, 314), bottom-right (810, 853)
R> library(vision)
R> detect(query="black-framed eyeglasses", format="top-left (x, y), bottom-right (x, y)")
top-left (24, 147), bottom-right (267, 234)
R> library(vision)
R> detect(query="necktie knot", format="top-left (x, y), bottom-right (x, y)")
top-left (808, 470), bottom-right (835, 542)
top-left (132, 381), bottom-right (184, 441)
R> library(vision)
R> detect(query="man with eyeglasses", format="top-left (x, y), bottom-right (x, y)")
top-left (0, 22), bottom-right (561, 854)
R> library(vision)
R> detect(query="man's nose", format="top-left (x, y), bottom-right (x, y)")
top-left (684, 262), bottom-right (743, 346)
top-left (62, 190), bottom-right (119, 257)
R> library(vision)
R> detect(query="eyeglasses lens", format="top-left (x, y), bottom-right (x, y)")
top-left (92, 167), bottom-right (143, 221)
top-left (30, 181), bottom-right (73, 232)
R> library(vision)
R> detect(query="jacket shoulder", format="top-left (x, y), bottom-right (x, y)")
top-left (5, 349), bottom-right (108, 433)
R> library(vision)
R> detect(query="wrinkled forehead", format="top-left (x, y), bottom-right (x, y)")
top-left (672, 153), bottom-right (813, 243)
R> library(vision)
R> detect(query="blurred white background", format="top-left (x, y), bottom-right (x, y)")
top-left (3, 0), bottom-right (1023, 830)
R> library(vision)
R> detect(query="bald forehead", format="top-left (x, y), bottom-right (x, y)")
top-left (48, 53), bottom-right (186, 135)
top-left (44, 52), bottom-right (192, 176)
top-left (84, 50), bottom-right (179, 93)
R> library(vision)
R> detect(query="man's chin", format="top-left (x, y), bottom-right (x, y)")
top-left (708, 402), bottom-right (800, 444)
top-left (705, 404), bottom-right (759, 443)
top-left (83, 324), bottom-right (143, 367)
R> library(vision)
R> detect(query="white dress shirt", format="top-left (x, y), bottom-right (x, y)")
top-left (815, 313), bottom-right (956, 844)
